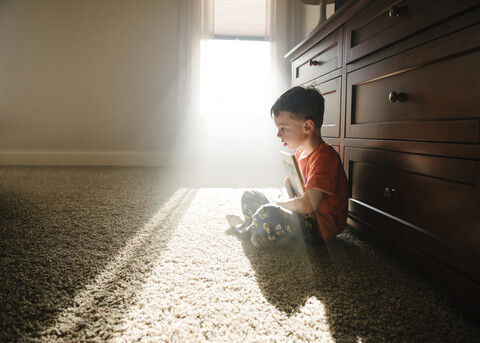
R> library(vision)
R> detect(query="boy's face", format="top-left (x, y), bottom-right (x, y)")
top-left (273, 111), bottom-right (307, 151)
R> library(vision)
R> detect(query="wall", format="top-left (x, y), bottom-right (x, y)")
top-left (0, 0), bottom-right (333, 167)
top-left (295, 2), bottom-right (335, 44)
top-left (0, 0), bottom-right (180, 165)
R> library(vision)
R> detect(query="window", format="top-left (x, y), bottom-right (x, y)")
top-left (210, 0), bottom-right (269, 40)
top-left (200, 39), bottom-right (270, 118)
top-left (200, 0), bottom-right (271, 119)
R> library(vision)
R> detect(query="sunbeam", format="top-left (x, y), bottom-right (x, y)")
top-left (36, 188), bottom-right (196, 341)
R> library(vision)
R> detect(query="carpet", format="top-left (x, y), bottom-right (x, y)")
top-left (1, 166), bottom-right (479, 342)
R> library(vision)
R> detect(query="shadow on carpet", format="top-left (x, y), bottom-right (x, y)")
top-left (228, 227), bottom-right (480, 342)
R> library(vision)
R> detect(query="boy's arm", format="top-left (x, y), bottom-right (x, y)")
top-left (277, 188), bottom-right (324, 215)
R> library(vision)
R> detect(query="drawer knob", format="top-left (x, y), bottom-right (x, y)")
top-left (389, 91), bottom-right (406, 103)
top-left (388, 5), bottom-right (404, 18)
top-left (309, 60), bottom-right (322, 67)
top-left (384, 188), bottom-right (398, 199)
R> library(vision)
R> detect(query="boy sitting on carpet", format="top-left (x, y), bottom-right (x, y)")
top-left (227, 86), bottom-right (348, 248)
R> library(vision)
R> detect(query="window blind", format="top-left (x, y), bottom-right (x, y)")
top-left (209, 0), bottom-right (270, 40)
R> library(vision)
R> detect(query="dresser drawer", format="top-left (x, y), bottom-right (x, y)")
top-left (306, 77), bottom-right (341, 138)
top-left (292, 28), bottom-right (342, 86)
top-left (346, 147), bottom-right (479, 273)
top-left (345, 0), bottom-right (478, 63)
top-left (346, 24), bottom-right (480, 143)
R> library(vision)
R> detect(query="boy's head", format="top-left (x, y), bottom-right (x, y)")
top-left (270, 86), bottom-right (325, 129)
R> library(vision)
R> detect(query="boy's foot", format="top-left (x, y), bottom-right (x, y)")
top-left (226, 215), bottom-right (244, 229)
top-left (251, 232), bottom-right (295, 249)
top-left (251, 232), bottom-right (269, 248)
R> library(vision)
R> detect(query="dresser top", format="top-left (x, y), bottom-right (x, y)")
top-left (286, 0), bottom-right (370, 61)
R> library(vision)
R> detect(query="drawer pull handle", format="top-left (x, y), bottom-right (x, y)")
top-left (309, 60), bottom-right (322, 67)
top-left (389, 91), bottom-right (406, 103)
top-left (384, 188), bottom-right (398, 199)
top-left (388, 5), bottom-right (405, 18)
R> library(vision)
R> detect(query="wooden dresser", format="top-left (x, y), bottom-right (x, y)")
top-left (286, 0), bottom-right (480, 319)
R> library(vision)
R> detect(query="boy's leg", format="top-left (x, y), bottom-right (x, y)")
top-left (248, 204), bottom-right (301, 248)
top-left (241, 190), bottom-right (271, 219)
top-left (233, 190), bottom-right (271, 234)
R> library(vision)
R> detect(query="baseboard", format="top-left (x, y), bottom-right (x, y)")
top-left (0, 150), bottom-right (174, 167)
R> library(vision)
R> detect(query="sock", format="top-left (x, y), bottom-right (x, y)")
top-left (225, 214), bottom-right (244, 229)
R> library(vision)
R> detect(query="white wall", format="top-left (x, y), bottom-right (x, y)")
top-left (0, 0), bottom-right (180, 165)
top-left (0, 0), bottom-right (335, 167)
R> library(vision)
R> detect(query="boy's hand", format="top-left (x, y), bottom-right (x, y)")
top-left (280, 186), bottom-right (292, 200)
top-left (283, 177), bottom-right (295, 198)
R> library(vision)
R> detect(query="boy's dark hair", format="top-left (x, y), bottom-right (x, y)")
top-left (270, 86), bottom-right (325, 128)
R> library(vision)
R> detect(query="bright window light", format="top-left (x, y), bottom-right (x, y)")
top-left (200, 39), bottom-right (270, 118)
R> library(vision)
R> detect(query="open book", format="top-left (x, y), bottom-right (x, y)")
top-left (280, 151), bottom-right (305, 198)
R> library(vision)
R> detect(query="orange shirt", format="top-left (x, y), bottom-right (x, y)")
top-left (296, 142), bottom-right (348, 242)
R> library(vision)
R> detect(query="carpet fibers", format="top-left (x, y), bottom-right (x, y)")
top-left (1, 167), bottom-right (479, 342)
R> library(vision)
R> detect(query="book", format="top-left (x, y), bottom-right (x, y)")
top-left (280, 151), bottom-right (305, 198)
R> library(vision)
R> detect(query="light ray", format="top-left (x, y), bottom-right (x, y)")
top-left (37, 188), bottom-right (193, 340)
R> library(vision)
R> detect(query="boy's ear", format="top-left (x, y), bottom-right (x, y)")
top-left (303, 119), bottom-right (315, 133)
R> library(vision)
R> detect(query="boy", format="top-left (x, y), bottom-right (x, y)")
top-left (227, 86), bottom-right (348, 248)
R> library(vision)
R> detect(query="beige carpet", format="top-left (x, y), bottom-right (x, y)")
top-left (1, 167), bottom-right (479, 342)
